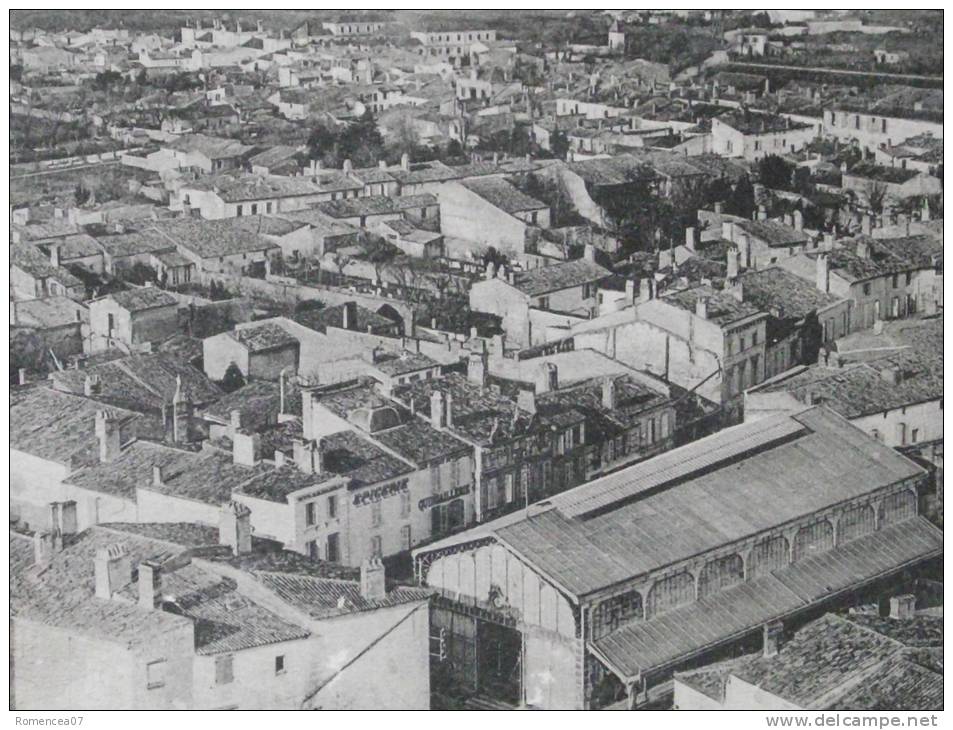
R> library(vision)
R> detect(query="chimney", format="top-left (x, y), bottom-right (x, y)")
top-left (219, 500), bottom-right (253, 556)
top-left (889, 594), bottom-right (916, 620)
top-left (583, 244), bottom-right (597, 263)
top-left (94, 544), bottom-right (132, 599)
top-left (601, 376), bottom-right (616, 410)
top-left (816, 254), bottom-right (830, 293)
top-left (793, 210), bottom-right (803, 231)
top-left (279, 368), bottom-right (288, 416)
top-left (230, 409), bottom-right (243, 434)
top-left (729, 279), bottom-right (744, 303)
top-left (695, 296), bottom-right (709, 320)
top-left (172, 377), bottom-right (190, 444)
top-left (468, 350), bottom-right (488, 387)
top-left (721, 220), bottom-right (733, 241)
top-left (714, 201), bottom-right (724, 214)
top-left (535, 362), bottom-right (558, 394)
top-left (485, 261), bottom-right (496, 279)
top-left (360, 557), bottom-right (386, 601)
top-left (138, 560), bottom-right (162, 610)
top-left (625, 278), bottom-right (636, 304)
top-left (152, 463), bottom-right (164, 486)
top-left (861, 214), bottom-right (872, 236)
top-left (33, 530), bottom-right (57, 565)
top-left (95, 410), bottom-right (122, 463)
top-left (517, 388), bottom-right (537, 415)
top-left (293, 438), bottom-right (322, 474)
top-left (763, 620), bottom-right (784, 657)
top-left (921, 197), bottom-right (931, 222)
top-left (49, 243), bottom-right (61, 268)
top-left (856, 240), bottom-right (869, 260)
top-left (233, 431), bottom-right (261, 466)
top-left (757, 205), bottom-right (767, 221)
top-left (445, 393), bottom-right (454, 428)
top-left (401, 152), bottom-right (410, 171)
top-left (83, 374), bottom-right (100, 396)
top-left (257, 19), bottom-right (263, 32)
top-left (429, 391), bottom-right (445, 429)
top-left (880, 365), bottom-right (901, 386)
top-left (685, 226), bottom-right (697, 251)
top-left (823, 232), bottom-right (834, 250)
top-left (343, 158), bottom-right (353, 173)
top-left (726, 247), bottom-right (740, 280)
top-left (639, 278), bottom-right (655, 304)
top-left (52, 500), bottom-right (78, 536)
top-left (342, 300), bottom-right (358, 330)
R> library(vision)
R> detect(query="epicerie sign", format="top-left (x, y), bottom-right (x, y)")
top-left (352, 478), bottom-right (409, 507)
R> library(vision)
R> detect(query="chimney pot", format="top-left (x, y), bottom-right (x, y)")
top-left (219, 500), bottom-right (252, 555)
top-left (94, 544), bottom-right (132, 599)
top-left (889, 593), bottom-right (916, 620)
top-left (360, 557), bottom-right (386, 600)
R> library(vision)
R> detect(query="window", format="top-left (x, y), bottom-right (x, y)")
top-left (251, 204), bottom-right (258, 215)
top-left (450, 459), bottom-right (460, 487)
top-left (306, 540), bottom-right (318, 560)
top-left (327, 495), bottom-right (337, 519)
top-left (370, 535), bottom-right (382, 557)
top-left (275, 656), bottom-right (285, 675)
top-left (146, 660), bottom-right (166, 690)
top-left (538, 296), bottom-right (549, 309)
top-left (326, 533), bottom-right (340, 562)
top-left (400, 491), bottom-right (411, 517)
top-left (236, 205), bottom-right (243, 217)
top-left (504, 473), bottom-right (515, 503)
top-left (863, 283), bottom-right (871, 295)
top-left (266, 202), bottom-right (273, 214)
top-left (739, 336), bottom-right (746, 351)
top-left (305, 502), bottom-right (316, 526)
top-left (752, 331), bottom-right (758, 346)
top-left (215, 655), bottom-right (234, 685)
top-left (911, 428), bottom-right (919, 443)
top-left (905, 272), bottom-right (912, 286)
top-left (371, 502), bottom-right (382, 528)
top-left (401, 525), bottom-right (412, 551)
top-left (107, 313), bottom-right (115, 336)
top-left (726, 338), bottom-right (733, 356)
top-left (891, 274), bottom-right (899, 288)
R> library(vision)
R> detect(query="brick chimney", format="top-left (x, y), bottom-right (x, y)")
top-left (889, 594), bottom-right (916, 620)
top-left (816, 254), bottom-right (830, 293)
top-left (695, 296), bottom-right (709, 320)
top-left (138, 560), bottom-right (163, 609)
top-left (233, 430), bottom-right (261, 466)
top-left (763, 620), bottom-right (784, 657)
top-left (342, 300), bottom-right (357, 330)
top-left (517, 388), bottom-right (537, 415)
top-left (468, 350), bottom-right (488, 387)
top-left (33, 530), bottom-right (57, 565)
top-left (94, 544), bottom-right (133, 599)
top-left (360, 557), bottom-right (386, 601)
top-left (429, 391), bottom-right (445, 429)
top-left (219, 500), bottom-right (253, 555)
top-left (293, 438), bottom-right (322, 474)
top-left (94, 410), bottom-right (122, 463)
top-left (535, 362), bottom-right (558, 393)
top-left (601, 376), bottom-right (616, 410)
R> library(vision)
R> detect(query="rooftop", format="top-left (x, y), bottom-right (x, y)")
top-left (736, 267), bottom-right (842, 320)
top-left (12, 296), bottom-right (85, 329)
top-left (733, 218), bottom-right (810, 247)
top-left (511, 258), bottom-right (611, 297)
top-left (166, 132), bottom-right (255, 160)
top-left (661, 284), bottom-right (764, 327)
top-left (104, 287), bottom-right (178, 313)
top-left (459, 177), bottom-right (548, 215)
top-left (845, 163), bottom-right (923, 184)
top-left (230, 322), bottom-right (300, 353)
top-left (419, 407), bottom-right (926, 598)
top-left (149, 217), bottom-right (285, 259)
top-left (716, 110), bottom-right (812, 136)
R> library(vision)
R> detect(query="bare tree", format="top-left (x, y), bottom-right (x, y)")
top-left (864, 180), bottom-right (889, 214)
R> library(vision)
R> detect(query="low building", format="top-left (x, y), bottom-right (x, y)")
top-left (12, 520), bottom-right (431, 709)
top-left (721, 217), bottom-right (813, 270)
top-left (10, 297), bottom-right (88, 370)
top-left (675, 612), bottom-right (942, 711)
top-left (162, 133), bottom-right (256, 174)
top-left (87, 287), bottom-right (181, 354)
top-left (413, 407), bottom-right (939, 709)
top-left (10, 244), bottom-right (85, 302)
top-left (711, 110), bottom-right (818, 162)
top-left (841, 163), bottom-right (942, 203)
top-left (204, 321), bottom-right (301, 382)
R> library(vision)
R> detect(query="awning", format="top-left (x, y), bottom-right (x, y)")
top-left (590, 517), bottom-right (942, 681)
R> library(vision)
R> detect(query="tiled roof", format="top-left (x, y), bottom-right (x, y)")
top-left (716, 110), bottom-right (812, 135)
top-left (661, 284), bottom-right (764, 326)
top-left (51, 352), bottom-right (221, 412)
top-left (149, 217), bottom-right (284, 259)
top-left (234, 464), bottom-right (341, 503)
top-left (316, 193), bottom-right (436, 219)
top-left (191, 174), bottom-right (331, 203)
top-left (38, 233), bottom-right (102, 260)
top-left (253, 571), bottom-right (431, 620)
top-left (567, 154), bottom-right (659, 186)
top-left (10, 245), bottom-right (83, 289)
top-left (370, 350), bottom-right (440, 377)
top-left (511, 258), bottom-right (611, 297)
top-left (459, 177), bottom-right (548, 214)
top-left (680, 612), bottom-right (943, 711)
top-left (11, 386), bottom-right (140, 467)
top-left (737, 267), bottom-right (841, 319)
top-left (166, 132), bottom-right (255, 160)
top-left (201, 379), bottom-right (302, 431)
top-left (92, 228), bottom-right (176, 258)
top-left (139, 450), bottom-right (264, 506)
top-left (846, 163), bottom-right (922, 184)
top-left (372, 418), bottom-right (471, 467)
top-left (230, 322), bottom-right (300, 352)
top-left (734, 218), bottom-right (810, 246)
top-left (12, 296), bottom-right (85, 329)
top-left (106, 287), bottom-right (178, 312)
top-left (436, 407), bottom-right (925, 598)
top-left (294, 301), bottom-right (397, 335)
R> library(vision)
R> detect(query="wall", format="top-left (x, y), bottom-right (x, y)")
top-left (136, 486), bottom-right (222, 527)
top-left (469, 277), bottom-right (530, 346)
top-left (672, 677), bottom-right (726, 710)
top-left (203, 331), bottom-right (250, 381)
top-left (439, 182), bottom-right (528, 255)
top-left (524, 630), bottom-right (581, 709)
top-left (11, 450), bottom-right (70, 529)
top-left (248, 344), bottom-right (300, 381)
top-left (823, 110), bottom-right (942, 151)
top-left (853, 398), bottom-right (943, 449)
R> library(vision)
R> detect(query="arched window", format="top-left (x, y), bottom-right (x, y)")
top-left (697, 554), bottom-right (744, 598)
top-left (590, 590), bottom-right (642, 640)
top-left (881, 490), bottom-right (916, 525)
top-left (838, 504), bottom-right (876, 543)
top-left (647, 572), bottom-right (694, 618)
top-left (792, 520), bottom-right (834, 562)
top-left (748, 535), bottom-right (789, 579)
